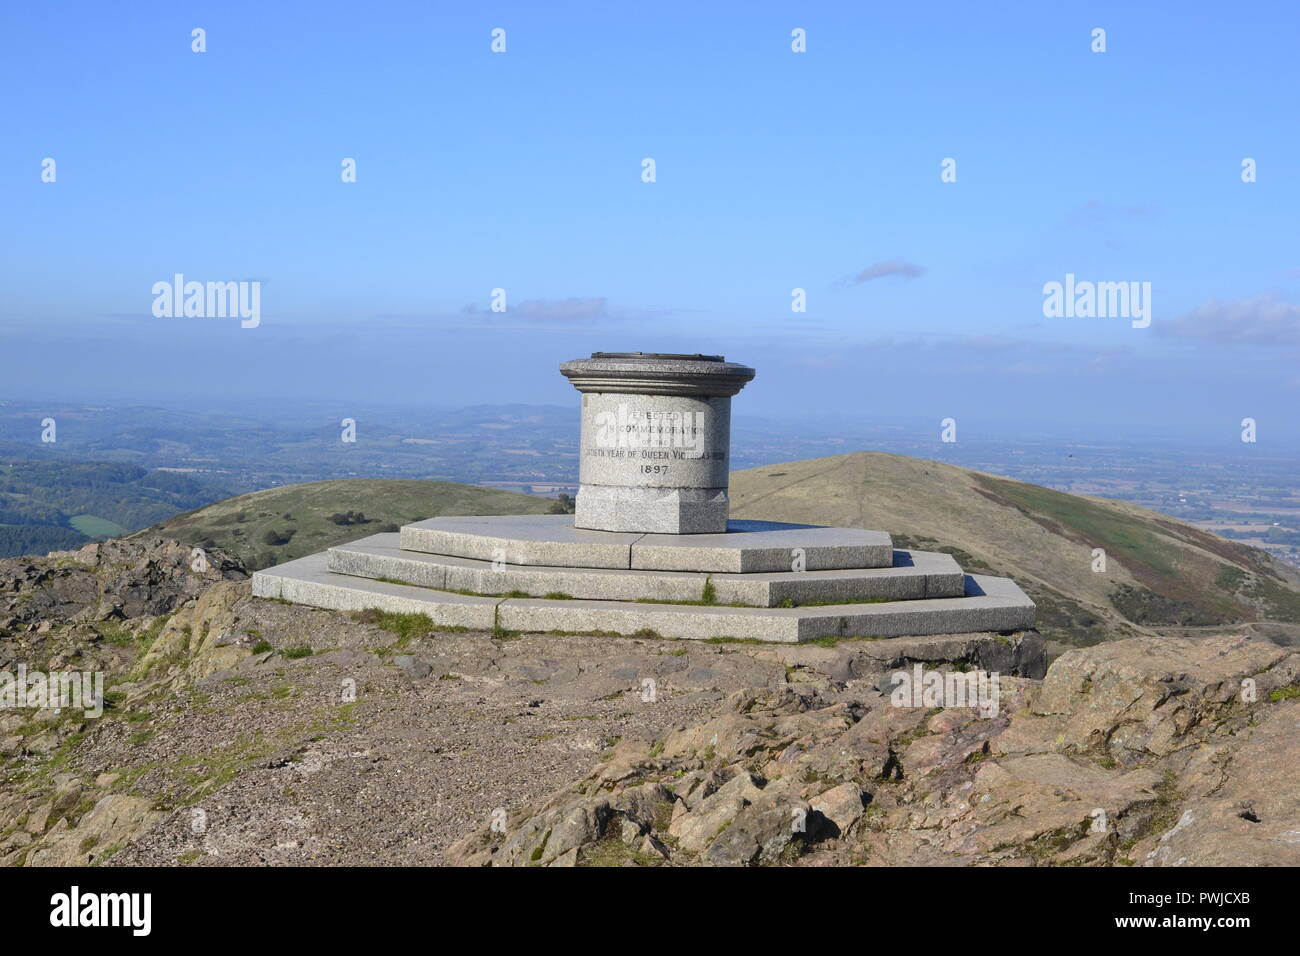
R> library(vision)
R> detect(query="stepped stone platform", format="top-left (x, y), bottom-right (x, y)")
top-left (252, 515), bottom-right (1036, 644)
top-left (399, 514), bottom-right (892, 572)
top-left (329, 533), bottom-right (964, 606)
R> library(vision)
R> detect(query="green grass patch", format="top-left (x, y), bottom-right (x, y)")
top-left (137, 478), bottom-right (556, 571)
top-left (355, 609), bottom-right (436, 644)
top-left (700, 577), bottom-right (717, 605)
top-left (577, 837), bottom-right (664, 867)
top-left (95, 622), bottom-right (136, 647)
top-left (69, 514), bottom-right (129, 538)
top-left (803, 634), bottom-right (884, 647)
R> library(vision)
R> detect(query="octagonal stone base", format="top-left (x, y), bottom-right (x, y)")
top-left (398, 514), bottom-right (893, 573)
top-left (253, 512), bottom-right (1038, 644)
top-left (575, 485), bottom-right (728, 534)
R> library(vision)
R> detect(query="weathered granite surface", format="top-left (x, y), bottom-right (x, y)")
top-left (253, 553), bottom-right (1034, 643)
top-left (630, 521), bottom-right (892, 573)
top-left (400, 515), bottom-right (641, 569)
top-left (328, 534), bottom-right (963, 606)
top-left (397, 514), bottom-right (892, 573)
top-left (252, 553), bottom-right (498, 629)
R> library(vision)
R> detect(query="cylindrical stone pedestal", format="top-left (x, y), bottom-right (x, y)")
top-left (560, 352), bottom-right (756, 534)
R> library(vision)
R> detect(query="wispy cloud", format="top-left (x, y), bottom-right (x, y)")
top-left (851, 258), bottom-right (926, 283)
top-left (459, 297), bottom-right (664, 324)
top-left (1066, 200), bottom-right (1157, 226)
top-left (1158, 294), bottom-right (1300, 346)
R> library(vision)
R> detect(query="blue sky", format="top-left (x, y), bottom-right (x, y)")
top-left (2, 0), bottom-right (1298, 440)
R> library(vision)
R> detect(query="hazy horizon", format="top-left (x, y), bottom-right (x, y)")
top-left (4, 2), bottom-right (1298, 441)
top-left (4, 393), bottom-right (1297, 455)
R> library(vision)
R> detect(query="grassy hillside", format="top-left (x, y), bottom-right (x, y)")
top-left (136, 479), bottom-right (560, 570)
top-left (730, 452), bottom-right (1300, 654)
top-left (133, 455), bottom-right (1300, 654)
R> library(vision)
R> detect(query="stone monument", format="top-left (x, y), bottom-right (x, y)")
top-left (559, 352), bottom-right (755, 534)
top-left (253, 351), bottom-right (1036, 644)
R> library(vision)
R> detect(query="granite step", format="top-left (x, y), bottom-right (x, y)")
top-left (398, 514), bottom-right (893, 573)
top-left (251, 552), bottom-right (499, 629)
top-left (252, 552), bottom-right (1034, 644)
top-left (327, 533), bottom-right (965, 607)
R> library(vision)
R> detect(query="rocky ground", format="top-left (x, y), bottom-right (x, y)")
top-left (1, 539), bottom-right (1297, 867)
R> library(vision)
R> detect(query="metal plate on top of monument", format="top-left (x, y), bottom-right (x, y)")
top-left (560, 352), bottom-right (756, 534)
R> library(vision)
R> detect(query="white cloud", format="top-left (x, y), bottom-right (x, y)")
top-left (1158, 294), bottom-right (1300, 346)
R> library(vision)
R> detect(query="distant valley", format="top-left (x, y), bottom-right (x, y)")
top-left (0, 460), bottom-right (224, 557)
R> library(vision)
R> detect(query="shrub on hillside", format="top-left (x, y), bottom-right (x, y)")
top-left (329, 511), bottom-right (371, 526)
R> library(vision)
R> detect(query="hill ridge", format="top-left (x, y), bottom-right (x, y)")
top-left (728, 450), bottom-right (1300, 654)
top-left (135, 451), bottom-right (1300, 655)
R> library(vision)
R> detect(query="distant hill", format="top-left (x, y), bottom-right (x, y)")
top-left (136, 479), bottom-right (560, 570)
top-left (730, 452), bottom-right (1300, 654)
top-left (0, 460), bottom-right (227, 558)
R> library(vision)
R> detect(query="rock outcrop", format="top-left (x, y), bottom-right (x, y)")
top-left (0, 537), bottom-right (245, 632)
top-left (2, 538), bottom-right (1296, 867)
top-left (448, 635), bottom-right (1300, 867)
